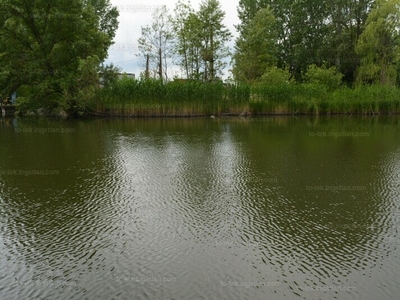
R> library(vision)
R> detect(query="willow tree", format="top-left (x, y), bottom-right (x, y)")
top-left (356, 0), bottom-right (400, 85)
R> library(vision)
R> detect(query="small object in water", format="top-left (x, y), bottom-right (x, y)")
top-left (210, 115), bottom-right (215, 119)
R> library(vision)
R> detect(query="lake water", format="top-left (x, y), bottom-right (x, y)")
top-left (1, 116), bottom-right (399, 300)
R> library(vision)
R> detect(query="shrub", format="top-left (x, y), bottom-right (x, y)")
top-left (304, 64), bottom-right (343, 90)
top-left (257, 67), bottom-right (292, 86)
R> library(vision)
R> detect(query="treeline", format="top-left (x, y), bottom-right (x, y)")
top-left (136, 0), bottom-right (231, 82)
top-left (233, 0), bottom-right (400, 86)
top-left (138, 0), bottom-right (400, 87)
top-left (1, 0), bottom-right (400, 116)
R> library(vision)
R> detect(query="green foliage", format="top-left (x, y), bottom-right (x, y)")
top-left (0, 0), bottom-right (119, 115)
top-left (256, 67), bottom-right (291, 86)
top-left (169, 0), bottom-right (232, 81)
top-left (233, 6), bottom-right (277, 83)
top-left (171, 0), bottom-right (198, 79)
top-left (99, 63), bottom-right (121, 88)
top-left (234, 0), bottom-right (374, 85)
top-left (397, 62), bottom-right (400, 86)
top-left (355, 0), bottom-right (400, 86)
top-left (304, 64), bottom-right (343, 90)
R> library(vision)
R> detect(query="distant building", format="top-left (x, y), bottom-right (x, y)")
top-left (117, 73), bottom-right (135, 80)
top-left (99, 73), bottom-right (135, 88)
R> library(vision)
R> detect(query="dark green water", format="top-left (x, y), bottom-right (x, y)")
top-left (0, 116), bottom-right (399, 300)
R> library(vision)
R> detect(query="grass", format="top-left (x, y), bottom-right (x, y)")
top-left (89, 78), bottom-right (400, 117)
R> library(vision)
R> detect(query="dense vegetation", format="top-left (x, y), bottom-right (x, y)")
top-left (90, 77), bottom-right (400, 116)
top-left (0, 0), bottom-right (119, 116)
top-left (1, 0), bottom-right (400, 117)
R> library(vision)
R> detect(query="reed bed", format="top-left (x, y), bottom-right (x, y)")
top-left (92, 78), bottom-right (250, 116)
top-left (90, 78), bottom-right (400, 116)
top-left (250, 84), bottom-right (400, 115)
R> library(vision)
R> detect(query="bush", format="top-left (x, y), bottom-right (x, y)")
top-left (304, 64), bottom-right (343, 90)
top-left (257, 67), bottom-right (292, 86)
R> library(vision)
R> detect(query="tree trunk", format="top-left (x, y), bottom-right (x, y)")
top-left (145, 54), bottom-right (150, 79)
top-left (158, 47), bottom-right (162, 81)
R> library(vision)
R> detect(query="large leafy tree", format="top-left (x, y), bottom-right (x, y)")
top-left (0, 0), bottom-right (118, 113)
top-left (85, 0), bottom-right (119, 42)
top-left (236, 0), bottom-right (269, 35)
top-left (356, 0), bottom-right (400, 85)
top-left (197, 0), bottom-right (232, 81)
top-left (232, 7), bottom-right (278, 83)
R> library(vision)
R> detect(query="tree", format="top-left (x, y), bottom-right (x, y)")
top-left (85, 0), bottom-right (119, 42)
top-left (356, 0), bottom-right (400, 86)
top-left (197, 0), bottom-right (232, 81)
top-left (235, 0), bottom-right (330, 81)
top-left (234, 0), bottom-right (374, 84)
top-left (170, 0), bottom-right (206, 80)
top-left (171, 0), bottom-right (194, 79)
top-left (99, 63), bottom-right (121, 88)
top-left (235, 0), bottom-right (269, 35)
top-left (137, 6), bottom-right (173, 82)
top-left (232, 6), bottom-right (277, 83)
top-left (0, 0), bottom-right (119, 114)
top-left (320, 0), bottom-right (374, 85)
top-left (184, 12), bottom-right (205, 80)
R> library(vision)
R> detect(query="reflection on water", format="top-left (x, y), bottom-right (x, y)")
top-left (1, 116), bottom-right (400, 299)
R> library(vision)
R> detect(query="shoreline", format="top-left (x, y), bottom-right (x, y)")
top-left (6, 111), bottom-right (400, 119)
top-left (84, 111), bottom-right (400, 118)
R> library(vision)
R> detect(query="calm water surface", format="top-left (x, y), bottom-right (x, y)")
top-left (0, 116), bottom-right (399, 300)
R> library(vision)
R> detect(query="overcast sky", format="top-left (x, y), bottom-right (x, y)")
top-left (105, 0), bottom-right (239, 78)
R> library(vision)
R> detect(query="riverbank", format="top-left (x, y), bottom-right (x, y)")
top-left (87, 79), bottom-right (400, 117)
top-left (12, 79), bottom-right (400, 118)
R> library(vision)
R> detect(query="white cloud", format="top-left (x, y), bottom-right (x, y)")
top-left (105, 0), bottom-right (239, 79)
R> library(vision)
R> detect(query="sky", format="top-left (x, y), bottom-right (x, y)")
top-left (105, 0), bottom-right (240, 79)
